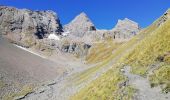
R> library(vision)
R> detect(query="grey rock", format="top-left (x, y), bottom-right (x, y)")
top-left (112, 18), bottom-right (140, 39)
top-left (82, 18), bottom-right (140, 43)
top-left (0, 6), bottom-right (63, 47)
top-left (64, 12), bottom-right (96, 37)
top-left (60, 39), bottom-right (91, 57)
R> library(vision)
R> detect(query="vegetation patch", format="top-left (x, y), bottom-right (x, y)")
top-left (149, 64), bottom-right (170, 93)
top-left (3, 84), bottom-right (34, 100)
top-left (72, 15), bottom-right (170, 99)
top-left (71, 68), bottom-right (127, 100)
top-left (122, 20), bottom-right (170, 75)
top-left (0, 80), bottom-right (5, 89)
top-left (86, 40), bottom-right (120, 64)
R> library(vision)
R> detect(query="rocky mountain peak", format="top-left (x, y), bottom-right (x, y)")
top-left (64, 12), bottom-right (96, 37)
top-left (111, 18), bottom-right (140, 39)
top-left (115, 18), bottom-right (139, 30)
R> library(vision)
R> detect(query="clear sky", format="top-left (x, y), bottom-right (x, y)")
top-left (0, 0), bottom-right (170, 29)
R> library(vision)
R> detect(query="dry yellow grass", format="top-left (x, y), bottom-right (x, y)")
top-left (72, 11), bottom-right (170, 99)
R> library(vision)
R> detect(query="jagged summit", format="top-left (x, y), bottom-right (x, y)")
top-left (115, 18), bottom-right (139, 29)
top-left (75, 12), bottom-right (88, 19)
top-left (69, 12), bottom-right (91, 24)
top-left (111, 18), bottom-right (140, 39)
top-left (64, 12), bottom-right (96, 37)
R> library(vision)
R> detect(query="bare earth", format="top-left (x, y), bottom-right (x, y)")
top-left (124, 66), bottom-right (170, 100)
top-left (0, 37), bottom-right (65, 98)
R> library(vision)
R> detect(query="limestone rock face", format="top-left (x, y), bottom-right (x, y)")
top-left (112, 18), bottom-right (140, 39)
top-left (0, 6), bottom-right (63, 47)
top-left (64, 12), bottom-right (96, 37)
top-left (82, 18), bottom-right (140, 43)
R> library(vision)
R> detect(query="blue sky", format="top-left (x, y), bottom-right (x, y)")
top-left (0, 0), bottom-right (170, 29)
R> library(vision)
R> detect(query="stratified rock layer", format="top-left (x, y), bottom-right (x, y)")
top-left (112, 18), bottom-right (140, 39)
top-left (0, 6), bottom-right (63, 47)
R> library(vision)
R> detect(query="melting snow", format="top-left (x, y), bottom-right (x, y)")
top-left (62, 31), bottom-right (70, 36)
top-left (48, 34), bottom-right (60, 40)
top-left (14, 45), bottom-right (46, 59)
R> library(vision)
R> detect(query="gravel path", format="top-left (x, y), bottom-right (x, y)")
top-left (123, 66), bottom-right (170, 100)
top-left (18, 54), bottom-right (100, 100)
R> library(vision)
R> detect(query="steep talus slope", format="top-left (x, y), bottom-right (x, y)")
top-left (0, 37), bottom-right (65, 99)
top-left (71, 9), bottom-right (170, 100)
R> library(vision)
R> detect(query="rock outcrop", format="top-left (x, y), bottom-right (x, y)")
top-left (82, 18), bottom-right (140, 43)
top-left (64, 12), bottom-right (96, 37)
top-left (0, 6), bottom-right (141, 57)
top-left (0, 6), bottom-right (63, 47)
top-left (112, 18), bottom-right (140, 39)
top-left (157, 9), bottom-right (170, 26)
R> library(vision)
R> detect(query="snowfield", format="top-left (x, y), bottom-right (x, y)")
top-left (14, 45), bottom-right (46, 59)
top-left (48, 34), bottom-right (60, 40)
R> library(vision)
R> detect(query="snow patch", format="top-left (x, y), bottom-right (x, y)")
top-left (48, 34), bottom-right (60, 40)
top-left (62, 31), bottom-right (70, 36)
top-left (14, 45), bottom-right (46, 59)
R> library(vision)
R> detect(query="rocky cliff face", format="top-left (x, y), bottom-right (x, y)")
top-left (82, 18), bottom-right (140, 43)
top-left (64, 12), bottom-right (96, 37)
top-left (0, 6), bottom-right (63, 47)
top-left (112, 18), bottom-right (140, 39)
top-left (63, 13), bottom-right (140, 44)
top-left (0, 6), bottom-right (141, 58)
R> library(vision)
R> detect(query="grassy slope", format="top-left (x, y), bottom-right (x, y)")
top-left (86, 40), bottom-right (120, 64)
top-left (122, 19), bottom-right (170, 92)
top-left (72, 41), bottom-right (122, 85)
top-left (123, 19), bottom-right (170, 75)
top-left (71, 29), bottom-right (149, 99)
top-left (72, 11), bottom-right (170, 99)
top-left (149, 64), bottom-right (170, 93)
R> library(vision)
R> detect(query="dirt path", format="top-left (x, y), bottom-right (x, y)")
top-left (123, 66), bottom-right (170, 100)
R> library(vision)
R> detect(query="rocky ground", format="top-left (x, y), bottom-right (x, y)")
top-left (0, 37), bottom-right (96, 100)
top-left (0, 37), bottom-right (65, 99)
top-left (123, 66), bottom-right (170, 100)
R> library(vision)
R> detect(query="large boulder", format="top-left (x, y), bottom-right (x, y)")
top-left (64, 12), bottom-right (96, 37)
top-left (0, 6), bottom-right (63, 47)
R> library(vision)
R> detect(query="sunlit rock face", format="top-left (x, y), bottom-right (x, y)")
top-left (0, 6), bottom-right (63, 47)
top-left (64, 12), bottom-right (96, 37)
top-left (112, 18), bottom-right (140, 39)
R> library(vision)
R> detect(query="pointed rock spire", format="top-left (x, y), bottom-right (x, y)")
top-left (64, 12), bottom-right (96, 37)
top-left (112, 18), bottom-right (140, 39)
